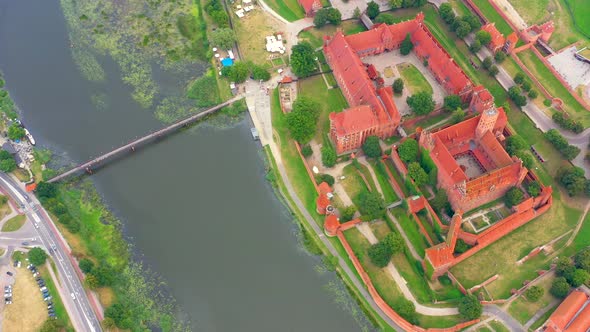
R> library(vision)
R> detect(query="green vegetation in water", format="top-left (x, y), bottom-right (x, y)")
top-left (90, 92), bottom-right (108, 111)
top-left (60, 0), bottom-right (209, 117)
top-left (0, 73), bottom-right (19, 119)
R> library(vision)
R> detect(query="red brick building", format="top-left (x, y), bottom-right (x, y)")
top-left (297, 0), bottom-right (322, 17)
top-left (419, 95), bottom-right (527, 212)
top-left (324, 13), bottom-right (473, 154)
top-left (543, 290), bottom-right (590, 332)
top-left (481, 23), bottom-right (505, 52)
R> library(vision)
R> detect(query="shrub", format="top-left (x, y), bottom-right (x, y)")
top-left (316, 173), bottom-right (335, 186)
top-left (550, 277), bottom-right (570, 298)
top-left (524, 286), bottom-right (544, 302)
top-left (375, 13), bottom-right (395, 24)
top-left (543, 99), bottom-right (552, 107)
top-left (393, 78), bottom-right (404, 94)
top-left (494, 51), bottom-right (506, 63)
top-left (514, 72), bottom-right (525, 84)
top-left (504, 187), bottom-right (525, 208)
top-left (475, 30), bottom-right (491, 45)
top-left (454, 239), bottom-right (470, 254)
top-left (528, 90), bottom-right (538, 99)
top-left (301, 145), bottom-right (313, 157)
top-left (469, 40), bottom-right (482, 53)
top-left (321, 145), bottom-right (336, 167)
top-left (362, 136), bottom-right (382, 159)
top-left (526, 181), bottom-right (541, 197)
top-left (340, 205), bottom-right (356, 222)
top-left (458, 295), bottom-right (482, 319)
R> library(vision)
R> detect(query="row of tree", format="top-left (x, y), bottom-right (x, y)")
top-left (557, 166), bottom-right (590, 197)
top-left (552, 112), bottom-right (584, 134)
top-left (0, 150), bottom-right (16, 172)
top-left (505, 134), bottom-right (535, 168)
top-left (205, 0), bottom-right (229, 28)
top-left (544, 129), bottom-right (581, 161)
top-left (314, 8), bottom-right (342, 28)
top-left (551, 249), bottom-right (590, 298)
top-left (439, 3), bottom-right (481, 39)
top-left (221, 61), bottom-right (270, 83)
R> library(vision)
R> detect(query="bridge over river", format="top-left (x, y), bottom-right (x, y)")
top-left (47, 96), bottom-right (244, 183)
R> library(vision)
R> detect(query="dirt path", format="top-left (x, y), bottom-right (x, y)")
top-left (488, 0), bottom-right (527, 30)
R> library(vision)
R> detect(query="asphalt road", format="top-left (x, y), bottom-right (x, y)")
top-left (0, 173), bottom-right (101, 332)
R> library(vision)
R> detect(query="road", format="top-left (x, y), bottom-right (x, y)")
top-left (0, 173), bottom-right (101, 332)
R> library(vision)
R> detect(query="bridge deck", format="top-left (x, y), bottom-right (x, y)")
top-left (47, 96), bottom-right (243, 183)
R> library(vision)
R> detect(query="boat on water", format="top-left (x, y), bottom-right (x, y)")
top-left (24, 128), bottom-right (35, 146)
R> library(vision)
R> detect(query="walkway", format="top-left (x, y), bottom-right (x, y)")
top-left (524, 299), bottom-right (559, 329)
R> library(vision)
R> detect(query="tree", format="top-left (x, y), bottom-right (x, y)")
top-left (408, 162), bottom-right (428, 186)
top-left (368, 241), bottom-right (392, 267)
top-left (469, 40), bottom-right (482, 53)
top-left (79, 258), bottom-right (95, 274)
top-left (383, 232), bottom-right (404, 253)
top-left (397, 138), bottom-right (419, 163)
top-left (550, 277), bottom-right (571, 298)
top-left (389, 0), bottom-right (403, 9)
top-left (393, 78), bottom-right (404, 94)
top-left (362, 136), bottom-right (382, 158)
top-left (505, 134), bottom-right (527, 155)
top-left (570, 269), bottom-right (590, 287)
top-left (463, 15), bottom-right (481, 31)
top-left (439, 3), bottom-right (455, 24)
top-left (7, 123), bottom-right (25, 141)
top-left (455, 20), bottom-right (472, 38)
top-left (314, 8), bottom-right (329, 27)
top-left (458, 295), bottom-right (482, 319)
top-left (366, 1), bottom-right (380, 19)
top-left (102, 317), bottom-right (116, 330)
top-left (407, 91), bottom-right (435, 115)
top-left (524, 286), bottom-right (544, 302)
top-left (209, 28), bottom-right (236, 50)
top-left (526, 181), bottom-right (541, 197)
top-left (482, 56), bottom-right (493, 70)
top-left (353, 7), bottom-right (361, 19)
top-left (556, 256), bottom-right (574, 276)
top-left (451, 108), bottom-right (465, 124)
top-left (400, 34), bottom-right (413, 55)
top-left (443, 95), bottom-right (462, 112)
top-left (475, 30), bottom-right (492, 45)
top-left (0, 158), bottom-right (16, 172)
top-left (321, 145), bottom-right (336, 167)
top-left (395, 299), bottom-right (418, 323)
top-left (105, 303), bottom-right (131, 328)
top-left (93, 264), bottom-right (115, 287)
top-left (504, 187), bottom-right (525, 208)
top-left (357, 191), bottom-right (385, 220)
top-left (558, 167), bottom-right (587, 196)
top-left (0, 150), bottom-right (11, 161)
top-left (85, 274), bottom-right (99, 289)
top-left (528, 90), bottom-right (538, 99)
top-left (28, 247), bottom-right (48, 266)
top-left (222, 61), bottom-right (250, 83)
top-left (494, 50), bottom-right (506, 63)
top-left (455, 239), bottom-right (470, 253)
top-left (514, 72), bottom-right (525, 84)
top-left (376, 13), bottom-right (395, 25)
top-left (251, 65), bottom-right (270, 81)
top-left (326, 8), bottom-right (342, 25)
top-left (286, 97), bottom-right (320, 143)
top-left (316, 173), bottom-right (335, 186)
top-left (290, 42), bottom-right (316, 78)
top-left (521, 80), bottom-right (532, 92)
top-left (301, 145), bottom-right (313, 157)
top-left (575, 248), bottom-right (590, 272)
top-left (430, 189), bottom-right (451, 214)
top-left (488, 65), bottom-right (499, 77)
top-left (340, 205), bottom-right (356, 222)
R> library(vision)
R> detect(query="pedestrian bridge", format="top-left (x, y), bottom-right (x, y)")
top-left (47, 96), bottom-right (244, 183)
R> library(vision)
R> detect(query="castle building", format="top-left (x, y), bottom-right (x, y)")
top-left (323, 13), bottom-right (474, 154)
top-left (419, 93), bottom-right (527, 212)
top-left (297, 0), bottom-right (322, 17)
top-left (543, 290), bottom-right (590, 332)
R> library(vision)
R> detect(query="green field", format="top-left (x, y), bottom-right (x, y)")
top-left (263, 0), bottom-right (305, 22)
top-left (517, 49), bottom-right (590, 127)
top-left (564, 0), bottom-right (590, 37)
top-left (1, 215), bottom-right (26, 232)
top-left (398, 63), bottom-right (433, 95)
top-left (40, 264), bottom-right (71, 328)
top-left (297, 75), bottom-right (348, 141)
top-left (470, 0), bottom-right (514, 35)
top-left (506, 0), bottom-right (550, 25)
top-left (507, 275), bottom-right (557, 324)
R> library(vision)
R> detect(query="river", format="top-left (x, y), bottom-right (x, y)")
top-left (0, 0), bottom-right (370, 331)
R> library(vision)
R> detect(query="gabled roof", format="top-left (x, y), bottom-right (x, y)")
top-left (481, 23), bottom-right (505, 50)
top-left (547, 290), bottom-right (590, 331)
top-left (329, 106), bottom-right (379, 137)
top-left (298, 0), bottom-right (320, 14)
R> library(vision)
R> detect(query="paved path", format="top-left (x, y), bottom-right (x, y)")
top-left (358, 157), bottom-right (384, 196)
top-left (356, 222), bottom-right (460, 316)
top-left (386, 210), bottom-right (422, 261)
top-left (524, 298), bottom-right (559, 329)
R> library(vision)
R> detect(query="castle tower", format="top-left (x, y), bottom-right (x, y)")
top-left (475, 108), bottom-right (499, 139)
top-left (540, 21), bottom-right (555, 43)
top-left (415, 12), bottom-right (425, 25)
top-left (469, 86), bottom-right (495, 114)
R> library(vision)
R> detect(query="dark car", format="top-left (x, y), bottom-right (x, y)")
top-left (6, 271), bottom-right (13, 276)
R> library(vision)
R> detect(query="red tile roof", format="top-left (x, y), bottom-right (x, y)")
top-left (481, 23), bottom-right (505, 51)
top-left (298, 0), bottom-right (320, 15)
top-left (329, 106), bottom-right (379, 137)
top-left (547, 290), bottom-right (590, 332)
top-left (318, 182), bottom-right (332, 195)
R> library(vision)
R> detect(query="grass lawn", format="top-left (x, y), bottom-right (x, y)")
top-left (39, 264), bottom-right (71, 329)
top-left (384, 159), bottom-right (410, 197)
top-left (0, 196), bottom-right (11, 220)
top-left (12, 169), bottom-right (31, 183)
top-left (398, 63), bottom-right (433, 95)
top-left (506, 0), bottom-right (550, 25)
top-left (2, 266), bottom-right (49, 332)
top-left (298, 21), bottom-right (367, 49)
top-left (270, 88), bottom-right (320, 220)
top-left (234, 9), bottom-right (285, 68)
top-left (369, 160), bottom-right (399, 204)
top-left (488, 320), bottom-right (511, 332)
top-left (1, 215), bottom-right (26, 232)
top-left (263, 0), bottom-right (305, 22)
top-left (297, 75), bottom-right (348, 141)
top-left (341, 164), bottom-right (370, 207)
top-left (450, 198), bottom-right (580, 299)
top-left (470, 0), bottom-right (514, 35)
top-left (564, 0), bottom-right (590, 37)
top-left (517, 48), bottom-right (590, 127)
top-left (449, 0), bottom-right (472, 16)
top-left (391, 207), bottom-right (428, 257)
top-left (507, 274), bottom-right (557, 324)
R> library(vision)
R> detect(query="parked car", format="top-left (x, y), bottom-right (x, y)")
top-left (43, 296), bottom-right (52, 302)
top-left (6, 271), bottom-right (13, 276)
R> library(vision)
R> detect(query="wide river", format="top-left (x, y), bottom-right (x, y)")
top-left (0, 1), bottom-right (370, 331)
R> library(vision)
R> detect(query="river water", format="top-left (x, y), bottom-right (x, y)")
top-left (0, 1), bottom-right (369, 331)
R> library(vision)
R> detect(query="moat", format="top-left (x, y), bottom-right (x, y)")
top-left (0, 0), bottom-right (370, 330)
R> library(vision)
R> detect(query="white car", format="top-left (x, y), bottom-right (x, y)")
top-left (70, 293), bottom-right (76, 300)
top-left (34, 223), bottom-right (39, 229)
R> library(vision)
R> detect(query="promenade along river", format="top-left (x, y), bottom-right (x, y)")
top-left (0, 0), bottom-right (371, 331)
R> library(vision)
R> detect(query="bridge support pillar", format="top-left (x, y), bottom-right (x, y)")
top-left (85, 167), bottom-right (93, 175)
